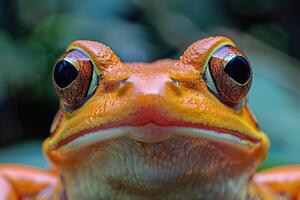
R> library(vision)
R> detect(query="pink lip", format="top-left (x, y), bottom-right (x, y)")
top-left (53, 119), bottom-right (260, 150)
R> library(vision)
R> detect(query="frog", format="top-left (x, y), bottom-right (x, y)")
top-left (0, 36), bottom-right (299, 200)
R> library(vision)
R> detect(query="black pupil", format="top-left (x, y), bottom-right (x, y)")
top-left (224, 56), bottom-right (251, 84)
top-left (54, 60), bottom-right (78, 88)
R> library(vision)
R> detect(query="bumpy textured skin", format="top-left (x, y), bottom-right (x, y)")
top-left (0, 36), bottom-right (299, 200)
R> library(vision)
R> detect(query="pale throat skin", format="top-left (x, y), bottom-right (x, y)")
top-left (44, 36), bottom-right (270, 200)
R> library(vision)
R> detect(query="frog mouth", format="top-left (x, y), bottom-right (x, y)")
top-left (53, 122), bottom-right (260, 152)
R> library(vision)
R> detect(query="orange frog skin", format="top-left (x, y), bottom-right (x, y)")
top-left (0, 36), bottom-right (299, 200)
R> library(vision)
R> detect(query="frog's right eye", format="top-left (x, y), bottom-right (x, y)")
top-left (52, 50), bottom-right (98, 108)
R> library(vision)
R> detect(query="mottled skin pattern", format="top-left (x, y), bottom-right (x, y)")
top-left (0, 36), bottom-right (300, 200)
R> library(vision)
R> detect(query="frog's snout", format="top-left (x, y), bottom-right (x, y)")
top-left (126, 74), bottom-right (177, 97)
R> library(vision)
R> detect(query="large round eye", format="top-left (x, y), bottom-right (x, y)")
top-left (52, 50), bottom-right (97, 107)
top-left (204, 45), bottom-right (252, 106)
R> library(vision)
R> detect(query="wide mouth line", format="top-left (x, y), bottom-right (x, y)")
top-left (52, 122), bottom-right (260, 151)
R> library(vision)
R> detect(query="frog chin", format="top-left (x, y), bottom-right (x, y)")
top-left (53, 124), bottom-right (262, 199)
top-left (60, 135), bottom-right (259, 200)
top-left (54, 123), bottom-right (260, 156)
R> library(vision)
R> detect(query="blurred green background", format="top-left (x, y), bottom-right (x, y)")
top-left (0, 0), bottom-right (299, 168)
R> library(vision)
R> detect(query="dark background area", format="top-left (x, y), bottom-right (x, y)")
top-left (0, 0), bottom-right (299, 167)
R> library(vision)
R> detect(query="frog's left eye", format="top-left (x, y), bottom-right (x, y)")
top-left (203, 45), bottom-right (252, 107)
top-left (52, 50), bottom-right (98, 107)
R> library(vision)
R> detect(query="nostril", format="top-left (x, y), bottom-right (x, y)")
top-left (119, 78), bottom-right (129, 88)
top-left (117, 78), bottom-right (133, 96)
top-left (166, 79), bottom-right (182, 96)
top-left (170, 77), bottom-right (180, 86)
